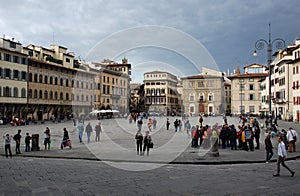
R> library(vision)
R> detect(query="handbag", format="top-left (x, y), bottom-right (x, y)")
top-left (149, 141), bottom-right (154, 148)
top-left (291, 131), bottom-right (297, 142)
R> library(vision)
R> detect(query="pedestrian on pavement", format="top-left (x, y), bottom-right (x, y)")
top-left (273, 136), bottom-right (295, 177)
top-left (13, 129), bottom-right (22, 154)
top-left (85, 122), bottom-right (93, 143)
top-left (147, 118), bottom-right (153, 131)
top-left (174, 119), bottom-right (179, 132)
top-left (199, 115), bottom-right (203, 127)
top-left (25, 132), bottom-right (31, 152)
top-left (142, 130), bottom-right (152, 156)
top-left (265, 133), bottom-right (273, 163)
top-left (166, 118), bottom-right (170, 130)
top-left (279, 129), bottom-right (288, 150)
top-left (237, 125), bottom-right (243, 150)
top-left (287, 127), bottom-right (298, 152)
top-left (135, 130), bottom-right (143, 155)
top-left (178, 120), bottom-right (183, 132)
top-left (61, 127), bottom-right (71, 149)
top-left (137, 117), bottom-right (143, 131)
top-left (77, 120), bottom-right (84, 143)
top-left (229, 125), bottom-right (237, 150)
top-left (3, 134), bottom-right (12, 158)
top-left (44, 127), bottom-right (51, 150)
top-left (244, 124), bottom-right (254, 151)
top-left (152, 117), bottom-right (157, 129)
top-left (95, 121), bottom-right (102, 142)
top-left (219, 124), bottom-right (228, 149)
top-left (254, 125), bottom-right (261, 149)
top-left (185, 120), bottom-right (191, 138)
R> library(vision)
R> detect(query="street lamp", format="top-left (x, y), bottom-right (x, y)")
top-left (253, 23), bottom-right (286, 124)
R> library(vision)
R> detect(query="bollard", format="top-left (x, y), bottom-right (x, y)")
top-left (31, 134), bottom-right (40, 151)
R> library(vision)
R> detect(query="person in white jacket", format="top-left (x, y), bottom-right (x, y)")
top-left (287, 127), bottom-right (298, 152)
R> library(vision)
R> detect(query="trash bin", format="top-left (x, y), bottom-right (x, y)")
top-left (31, 134), bottom-right (40, 151)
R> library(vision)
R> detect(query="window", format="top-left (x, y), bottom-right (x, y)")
top-left (199, 95), bottom-right (204, 102)
top-left (28, 89), bottom-right (32, 98)
top-left (55, 77), bottom-right (58, 85)
top-left (198, 81), bottom-right (204, 87)
top-left (66, 93), bottom-right (69, 101)
top-left (21, 88), bottom-right (26, 98)
top-left (49, 91), bottom-right (53, 99)
top-left (189, 94), bottom-right (195, 102)
top-left (39, 75), bottom-right (43, 83)
top-left (208, 94), bottom-right (213, 101)
top-left (39, 90), bottom-right (43, 99)
top-left (190, 106), bottom-right (195, 113)
top-left (249, 94), bottom-right (255, 100)
top-left (14, 87), bottom-right (18, 97)
top-left (21, 71), bottom-right (26, 80)
top-left (249, 106), bottom-right (255, 113)
top-left (10, 42), bottom-right (16, 48)
top-left (4, 53), bottom-right (10, 61)
top-left (54, 92), bottom-right (58, 100)
top-left (249, 78), bottom-right (254, 82)
top-left (66, 79), bottom-right (69, 87)
top-left (60, 92), bottom-right (63, 100)
top-left (34, 90), bottom-right (38, 99)
top-left (240, 93), bottom-right (244, 100)
top-left (66, 58), bottom-right (70, 63)
top-left (34, 74), bottom-right (38, 82)
top-left (5, 68), bottom-right (11, 79)
top-left (60, 78), bottom-right (63, 86)
top-left (249, 84), bottom-right (254, 90)
top-left (13, 70), bottom-right (19, 80)
top-left (13, 56), bottom-right (19, 63)
top-left (44, 91), bottom-right (48, 99)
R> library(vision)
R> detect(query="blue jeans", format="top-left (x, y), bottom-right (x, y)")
top-left (78, 132), bottom-right (83, 142)
top-left (266, 148), bottom-right (273, 161)
top-left (86, 132), bottom-right (91, 143)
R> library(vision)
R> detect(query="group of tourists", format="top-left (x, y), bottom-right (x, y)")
top-left (135, 130), bottom-right (153, 156)
top-left (76, 120), bottom-right (102, 143)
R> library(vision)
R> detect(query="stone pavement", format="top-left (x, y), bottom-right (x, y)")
top-left (0, 116), bottom-right (300, 165)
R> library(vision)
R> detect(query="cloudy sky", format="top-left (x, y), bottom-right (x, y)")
top-left (1, 0), bottom-right (300, 82)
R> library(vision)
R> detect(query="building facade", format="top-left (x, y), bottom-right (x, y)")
top-left (144, 71), bottom-right (179, 115)
top-left (227, 64), bottom-right (268, 116)
top-left (0, 38), bottom-right (28, 123)
top-left (181, 72), bottom-right (226, 116)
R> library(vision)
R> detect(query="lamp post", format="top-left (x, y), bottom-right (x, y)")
top-left (253, 23), bottom-right (285, 124)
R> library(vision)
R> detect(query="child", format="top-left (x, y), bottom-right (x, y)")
top-left (25, 132), bottom-right (31, 152)
top-left (3, 134), bottom-right (12, 158)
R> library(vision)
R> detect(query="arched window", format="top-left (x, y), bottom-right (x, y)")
top-left (86, 95), bottom-right (89, 102)
top-left (71, 93), bottom-right (74, 100)
top-left (44, 90), bottom-right (48, 99)
top-left (44, 76), bottom-right (48, 84)
top-left (39, 75), bottom-right (43, 83)
top-left (76, 81), bottom-right (79, 88)
top-left (14, 87), bottom-right (18, 97)
top-left (4, 87), bottom-right (10, 97)
top-left (34, 90), bottom-right (38, 98)
top-left (60, 78), bottom-right (63, 86)
top-left (66, 79), bottom-right (69, 87)
top-left (28, 89), bottom-right (32, 98)
top-left (55, 77), bottom-right (58, 85)
top-left (71, 80), bottom-right (74, 87)
top-left (54, 92), bottom-right (58, 100)
top-left (21, 88), bottom-right (26, 98)
top-left (60, 92), bottom-right (63, 100)
top-left (0, 86), bottom-right (2, 96)
top-left (50, 76), bottom-right (53, 84)
top-left (81, 94), bottom-right (84, 101)
top-left (66, 93), bottom-right (69, 101)
top-left (34, 74), bottom-right (38, 82)
top-left (39, 90), bottom-right (43, 99)
top-left (49, 91), bottom-right (53, 99)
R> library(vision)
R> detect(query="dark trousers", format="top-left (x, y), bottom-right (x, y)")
top-left (95, 133), bottom-right (100, 142)
top-left (5, 144), bottom-right (12, 158)
top-left (245, 139), bottom-right (254, 151)
top-left (143, 143), bottom-right (149, 152)
top-left (276, 156), bottom-right (293, 175)
top-left (25, 143), bottom-right (30, 152)
top-left (255, 136), bottom-right (260, 149)
top-left (136, 142), bottom-right (142, 153)
top-left (221, 139), bottom-right (227, 149)
top-left (266, 149), bottom-right (273, 161)
top-left (15, 142), bottom-right (21, 154)
top-left (230, 139), bottom-right (237, 150)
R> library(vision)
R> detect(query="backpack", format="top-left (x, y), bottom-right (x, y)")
top-left (13, 134), bottom-right (18, 141)
top-left (245, 129), bottom-right (252, 140)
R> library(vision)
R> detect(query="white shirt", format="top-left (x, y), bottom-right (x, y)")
top-left (287, 129), bottom-right (298, 142)
top-left (278, 141), bottom-right (287, 157)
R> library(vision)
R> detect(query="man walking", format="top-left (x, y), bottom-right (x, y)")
top-left (287, 127), bottom-right (298, 152)
top-left (273, 136), bottom-right (295, 177)
top-left (13, 129), bottom-right (22, 154)
top-left (95, 121), bottom-right (102, 142)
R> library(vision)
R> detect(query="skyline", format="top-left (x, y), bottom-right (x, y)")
top-left (1, 0), bottom-right (300, 82)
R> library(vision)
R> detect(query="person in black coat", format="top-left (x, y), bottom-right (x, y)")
top-left (135, 130), bottom-right (143, 155)
top-left (142, 131), bottom-right (152, 156)
top-left (265, 133), bottom-right (273, 163)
